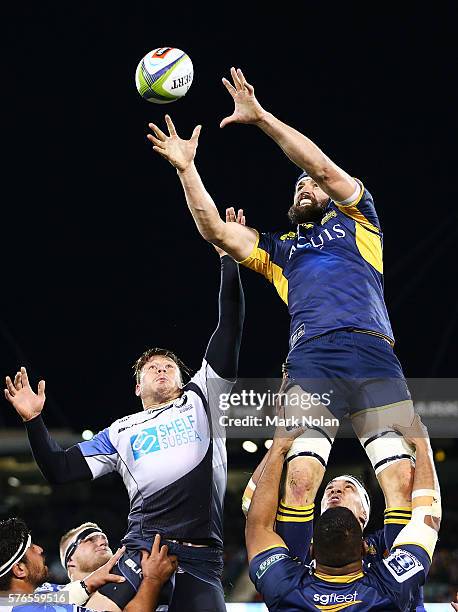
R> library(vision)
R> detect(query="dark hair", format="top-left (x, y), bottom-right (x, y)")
top-left (133, 348), bottom-right (192, 384)
top-left (0, 518), bottom-right (30, 591)
top-left (313, 507), bottom-right (363, 568)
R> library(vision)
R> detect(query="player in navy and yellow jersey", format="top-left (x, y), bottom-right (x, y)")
top-left (147, 67), bottom-right (418, 544)
top-left (242, 455), bottom-right (426, 611)
top-left (245, 416), bottom-right (440, 611)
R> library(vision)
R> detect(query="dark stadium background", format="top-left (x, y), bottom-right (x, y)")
top-left (2, 1), bottom-right (457, 604)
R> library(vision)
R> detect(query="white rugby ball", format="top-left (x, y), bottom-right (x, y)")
top-left (135, 47), bottom-right (193, 104)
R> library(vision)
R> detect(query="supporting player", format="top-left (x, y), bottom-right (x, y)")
top-left (4, 247), bottom-right (244, 612)
top-left (242, 451), bottom-right (427, 611)
top-left (0, 517), bottom-right (174, 611)
top-left (60, 523), bottom-right (113, 584)
top-left (146, 76), bottom-right (416, 543)
top-left (246, 415), bottom-right (440, 611)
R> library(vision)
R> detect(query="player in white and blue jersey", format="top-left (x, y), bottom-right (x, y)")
top-left (5, 249), bottom-right (245, 611)
top-left (0, 517), bottom-right (174, 611)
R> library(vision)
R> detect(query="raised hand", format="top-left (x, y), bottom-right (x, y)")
top-left (4, 367), bottom-right (46, 422)
top-left (225, 206), bottom-right (246, 226)
top-left (220, 67), bottom-right (265, 128)
top-left (83, 546), bottom-right (126, 593)
top-left (213, 207), bottom-right (246, 257)
top-left (147, 115), bottom-right (201, 172)
top-left (140, 534), bottom-right (178, 585)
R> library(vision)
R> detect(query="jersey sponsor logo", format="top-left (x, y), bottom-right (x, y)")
top-left (313, 590), bottom-right (362, 610)
top-left (280, 231), bottom-right (297, 241)
top-left (383, 549), bottom-right (424, 583)
top-left (131, 427), bottom-right (161, 458)
top-left (290, 323), bottom-right (305, 348)
top-left (288, 223), bottom-right (346, 259)
top-left (130, 416), bottom-right (202, 460)
top-left (255, 552), bottom-right (289, 580)
top-left (320, 209), bottom-right (337, 225)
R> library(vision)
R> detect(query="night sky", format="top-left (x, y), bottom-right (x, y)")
top-left (2, 1), bottom-right (456, 437)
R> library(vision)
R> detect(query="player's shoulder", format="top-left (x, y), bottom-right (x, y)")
top-left (110, 408), bottom-right (151, 434)
top-left (368, 545), bottom-right (428, 588)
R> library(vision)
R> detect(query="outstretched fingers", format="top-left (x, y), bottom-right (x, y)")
top-left (148, 122), bottom-right (167, 141)
top-left (5, 376), bottom-right (16, 397)
top-left (147, 133), bottom-right (166, 148)
top-left (191, 124), bottom-right (202, 141)
top-left (20, 367), bottom-right (30, 388)
top-left (237, 68), bottom-right (254, 94)
top-left (164, 114), bottom-right (177, 136)
top-left (13, 372), bottom-right (22, 390)
top-left (230, 66), bottom-right (242, 90)
top-left (222, 77), bottom-right (237, 97)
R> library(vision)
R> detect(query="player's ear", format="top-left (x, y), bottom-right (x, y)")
top-left (12, 561), bottom-right (27, 579)
top-left (135, 383), bottom-right (141, 397)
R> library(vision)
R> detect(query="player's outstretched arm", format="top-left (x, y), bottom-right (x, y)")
top-left (147, 115), bottom-right (257, 261)
top-left (220, 67), bottom-right (357, 203)
top-left (4, 367), bottom-right (92, 484)
top-left (123, 535), bottom-right (178, 612)
top-left (204, 223), bottom-right (245, 380)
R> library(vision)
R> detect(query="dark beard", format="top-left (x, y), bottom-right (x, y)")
top-left (288, 202), bottom-right (325, 225)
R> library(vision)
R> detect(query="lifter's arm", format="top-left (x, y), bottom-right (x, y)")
top-left (220, 67), bottom-right (357, 203)
top-left (246, 425), bottom-right (304, 562)
top-left (147, 115), bottom-right (257, 261)
top-left (123, 535), bottom-right (178, 612)
top-left (4, 367), bottom-right (92, 484)
top-left (394, 415), bottom-right (441, 532)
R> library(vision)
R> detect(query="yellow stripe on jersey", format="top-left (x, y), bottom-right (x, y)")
top-left (279, 502), bottom-right (315, 512)
top-left (276, 514), bottom-right (314, 523)
top-left (314, 601), bottom-right (363, 612)
top-left (256, 544), bottom-right (289, 555)
top-left (239, 232), bottom-right (288, 303)
top-left (384, 507), bottom-right (413, 513)
top-left (314, 570), bottom-right (364, 584)
top-left (384, 519), bottom-right (410, 525)
top-left (393, 541), bottom-right (432, 562)
top-left (355, 223), bottom-right (383, 273)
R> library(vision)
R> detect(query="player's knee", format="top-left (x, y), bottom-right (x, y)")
top-left (284, 458), bottom-right (324, 505)
top-left (378, 459), bottom-right (414, 506)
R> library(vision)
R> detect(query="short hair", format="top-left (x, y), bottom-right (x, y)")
top-left (313, 507), bottom-right (363, 568)
top-left (59, 521), bottom-right (100, 556)
top-left (0, 518), bottom-right (30, 591)
top-left (133, 348), bottom-right (191, 384)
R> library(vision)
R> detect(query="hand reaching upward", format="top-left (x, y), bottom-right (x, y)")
top-left (147, 115), bottom-right (201, 172)
top-left (5, 367), bottom-right (46, 422)
top-left (220, 67), bottom-right (266, 128)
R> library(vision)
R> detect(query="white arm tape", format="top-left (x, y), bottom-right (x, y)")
top-left (412, 490), bottom-right (441, 519)
top-left (412, 489), bottom-right (439, 499)
top-left (242, 478), bottom-right (257, 516)
top-left (392, 511), bottom-right (439, 560)
top-left (61, 580), bottom-right (90, 605)
top-left (334, 181), bottom-right (361, 206)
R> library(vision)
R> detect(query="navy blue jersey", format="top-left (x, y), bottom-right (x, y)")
top-left (249, 544), bottom-right (430, 612)
top-left (240, 184), bottom-right (394, 346)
